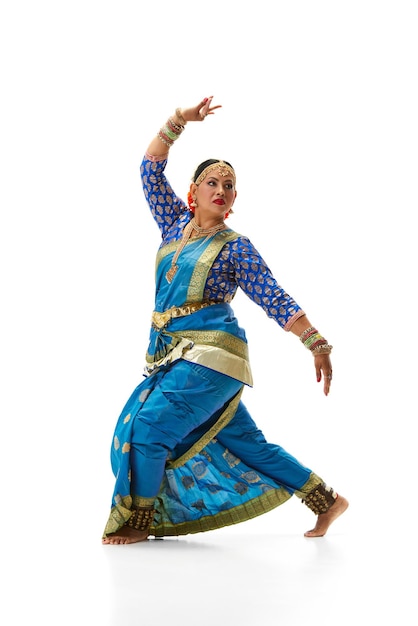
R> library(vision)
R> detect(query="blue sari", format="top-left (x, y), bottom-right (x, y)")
top-left (102, 156), bottom-right (323, 538)
top-left (103, 228), bottom-right (320, 538)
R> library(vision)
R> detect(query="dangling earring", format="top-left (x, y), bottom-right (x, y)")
top-left (187, 191), bottom-right (197, 213)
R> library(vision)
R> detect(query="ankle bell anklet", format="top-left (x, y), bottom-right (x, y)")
top-left (302, 483), bottom-right (337, 515)
top-left (125, 506), bottom-right (155, 532)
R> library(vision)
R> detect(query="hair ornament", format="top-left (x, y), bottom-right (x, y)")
top-left (194, 161), bottom-right (236, 186)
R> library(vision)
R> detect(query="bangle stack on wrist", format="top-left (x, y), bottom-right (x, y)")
top-left (299, 327), bottom-right (333, 356)
top-left (158, 113), bottom-right (186, 148)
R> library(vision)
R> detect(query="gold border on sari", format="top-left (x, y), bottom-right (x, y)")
top-left (181, 343), bottom-right (253, 386)
top-left (187, 230), bottom-right (240, 301)
top-left (166, 387), bottom-right (244, 469)
top-left (103, 484), bottom-right (293, 539)
top-left (149, 487), bottom-right (292, 537)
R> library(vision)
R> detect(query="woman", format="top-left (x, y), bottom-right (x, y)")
top-left (102, 96), bottom-right (348, 545)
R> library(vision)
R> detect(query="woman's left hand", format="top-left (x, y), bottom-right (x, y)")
top-left (314, 354), bottom-right (333, 396)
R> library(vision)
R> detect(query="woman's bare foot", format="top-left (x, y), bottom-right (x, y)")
top-left (304, 495), bottom-right (349, 537)
top-left (102, 526), bottom-right (149, 545)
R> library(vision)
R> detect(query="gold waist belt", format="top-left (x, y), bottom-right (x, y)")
top-left (151, 302), bottom-right (215, 330)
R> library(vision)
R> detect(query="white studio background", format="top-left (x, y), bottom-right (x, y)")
top-left (1, 0), bottom-right (417, 620)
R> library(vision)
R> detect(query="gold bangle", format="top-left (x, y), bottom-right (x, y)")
top-left (311, 344), bottom-right (333, 355)
top-left (175, 107), bottom-right (187, 126)
top-left (299, 326), bottom-right (316, 342)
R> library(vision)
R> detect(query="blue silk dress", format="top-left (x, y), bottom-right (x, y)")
top-left (102, 155), bottom-right (324, 538)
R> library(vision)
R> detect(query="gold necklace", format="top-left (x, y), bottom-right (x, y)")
top-left (166, 217), bottom-right (226, 283)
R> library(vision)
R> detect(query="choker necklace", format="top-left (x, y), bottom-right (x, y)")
top-left (166, 217), bottom-right (226, 283)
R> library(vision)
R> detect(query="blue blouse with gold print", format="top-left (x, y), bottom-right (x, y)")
top-left (140, 155), bottom-right (305, 385)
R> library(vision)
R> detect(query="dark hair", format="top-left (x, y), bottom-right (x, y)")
top-left (193, 159), bottom-right (235, 182)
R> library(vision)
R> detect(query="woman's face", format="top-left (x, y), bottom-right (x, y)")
top-left (192, 169), bottom-right (237, 220)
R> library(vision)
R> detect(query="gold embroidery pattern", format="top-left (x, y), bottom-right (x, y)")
top-left (192, 461), bottom-right (208, 479)
top-left (103, 495), bottom-right (133, 536)
top-left (241, 471), bottom-right (261, 484)
top-left (151, 302), bottom-right (215, 330)
top-left (223, 450), bottom-right (241, 468)
top-left (294, 472), bottom-right (326, 499)
top-left (132, 495), bottom-right (157, 508)
top-left (149, 488), bottom-right (293, 537)
top-left (187, 231), bottom-right (240, 302)
top-left (157, 237), bottom-right (182, 262)
top-left (234, 482), bottom-right (249, 495)
top-left (171, 329), bottom-right (249, 360)
top-left (181, 476), bottom-right (195, 490)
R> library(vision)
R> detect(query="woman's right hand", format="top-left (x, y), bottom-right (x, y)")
top-left (177, 96), bottom-right (222, 124)
top-left (146, 97), bottom-right (222, 159)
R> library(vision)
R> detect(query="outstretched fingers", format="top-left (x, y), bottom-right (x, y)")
top-left (198, 96), bottom-right (222, 119)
